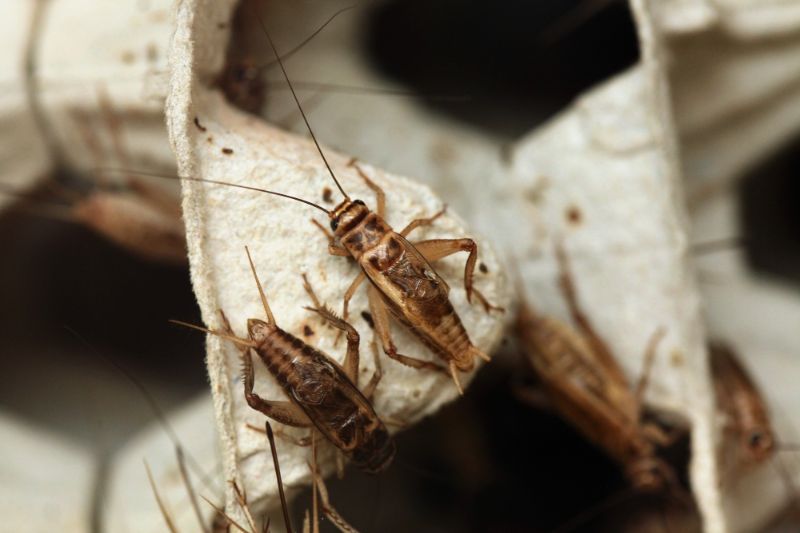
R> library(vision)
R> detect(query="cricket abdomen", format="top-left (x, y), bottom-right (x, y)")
top-left (255, 327), bottom-right (395, 472)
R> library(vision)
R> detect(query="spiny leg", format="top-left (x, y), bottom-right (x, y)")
top-left (413, 238), bottom-right (503, 313)
top-left (367, 285), bottom-right (447, 375)
top-left (553, 243), bottom-right (627, 386)
top-left (399, 206), bottom-right (447, 238)
top-left (243, 350), bottom-right (312, 428)
top-left (229, 481), bottom-right (258, 533)
top-left (311, 218), bottom-right (349, 256)
top-left (302, 273), bottom-right (361, 383)
top-left (348, 158), bottom-right (385, 218)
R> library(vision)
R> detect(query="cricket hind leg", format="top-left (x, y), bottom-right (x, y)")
top-left (413, 238), bottom-right (503, 314)
top-left (367, 285), bottom-right (447, 375)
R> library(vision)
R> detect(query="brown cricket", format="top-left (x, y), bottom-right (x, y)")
top-left (251, 18), bottom-right (501, 395)
top-left (177, 247), bottom-right (395, 475)
top-left (710, 341), bottom-right (776, 465)
top-left (516, 244), bottom-right (679, 492)
top-left (709, 341), bottom-right (800, 522)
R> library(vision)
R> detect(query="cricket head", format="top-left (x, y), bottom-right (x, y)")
top-left (247, 318), bottom-right (271, 343)
top-left (743, 427), bottom-right (775, 462)
top-left (329, 198), bottom-right (368, 237)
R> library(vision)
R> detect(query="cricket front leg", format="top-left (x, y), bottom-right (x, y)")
top-left (243, 350), bottom-right (312, 428)
top-left (348, 158), bottom-right (385, 218)
top-left (302, 273), bottom-right (361, 383)
top-left (367, 285), bottom-right (447, 375)
top-left (413, 238), bottom-right (503, 313)
top-left (311, 218), bottom-right (349, 256)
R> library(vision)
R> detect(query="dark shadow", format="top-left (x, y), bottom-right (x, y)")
top-left (739, 133), bottom-right (800, 284)
top-left (363, 0), bottom-right (639, 139)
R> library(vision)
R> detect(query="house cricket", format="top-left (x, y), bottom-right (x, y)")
top-left (709, 341), bottom-right (800, 513)
top-left (92, 317), bottom-right (355, 533)
top-left (515, 244), bottom-right (684, 495)
top-left (172, 246), bottom-right (387, 531)
top-left (175, 246), bottom-right (395, 477)
top-left (233, 14), bottom-right (502, 396)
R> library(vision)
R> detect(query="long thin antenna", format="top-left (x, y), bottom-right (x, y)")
top-left (256, 4), bottom-right (359, 74)
top-left (95, 167), bottom-right (330, 214)
top-left (262, 80), bottom-right (471, 102)
top-left (253, 8), bottom-right (350, 201)
top-left (64, 326), bottom-right (213, 495)
top-left (145, 460), bottom-right (179, 533)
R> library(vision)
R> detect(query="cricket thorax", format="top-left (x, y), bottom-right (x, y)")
top-left (339, 213), bottom-right (392, 260)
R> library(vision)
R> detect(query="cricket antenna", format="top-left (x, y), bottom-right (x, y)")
top-left (253, 7), bottom-right (350, 201)
top-left (96, 168), bottom-right (330, 214)
top-left (256, 3), bottom-right (358, 74)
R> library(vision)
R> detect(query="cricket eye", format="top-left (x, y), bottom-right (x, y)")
top-left (330, 218), bottom-right (339, 231)
top-left (749, 431), bottom-right (767, 450)
top-left (354, 199), bottom-right (365, 206)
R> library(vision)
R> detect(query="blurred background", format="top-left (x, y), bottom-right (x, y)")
top-left (2, 0), bottom-right (800, 531)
